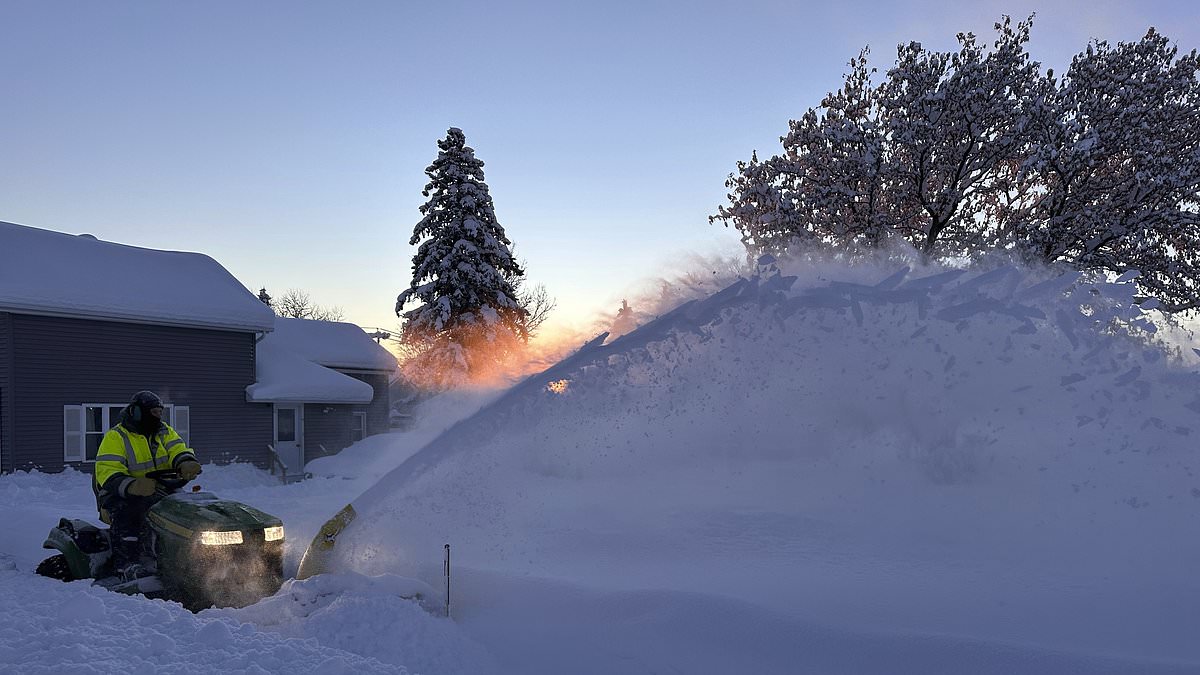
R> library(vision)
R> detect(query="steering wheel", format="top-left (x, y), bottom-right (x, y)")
top-left (145, 468), bottom-right (189, 491)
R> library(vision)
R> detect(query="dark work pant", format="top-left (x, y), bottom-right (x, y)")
top-left (99, 494), bottom-right (154, 569)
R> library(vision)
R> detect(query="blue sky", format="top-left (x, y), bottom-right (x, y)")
top-left (2, 1), bottom-right (1197, 336)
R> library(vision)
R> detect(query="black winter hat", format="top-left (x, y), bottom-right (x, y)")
top-left (131, 391), bottom-right (164, 409)
top-left (124, 390), bottom-right (165, 435)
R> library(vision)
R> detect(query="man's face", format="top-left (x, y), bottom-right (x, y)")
top-left (149, 406), bottom-right (164, 420)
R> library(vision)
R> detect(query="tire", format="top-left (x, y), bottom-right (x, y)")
top-left (35, 554), bottom-right (74, 581)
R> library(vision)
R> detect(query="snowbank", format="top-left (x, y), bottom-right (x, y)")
top-left (0, 568), bottom-right (406, 674)
top-left (322, 259), bottom-right (1200, 671)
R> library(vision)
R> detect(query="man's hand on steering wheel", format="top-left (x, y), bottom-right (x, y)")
top-left (178, 460), bottom-right (202, 481)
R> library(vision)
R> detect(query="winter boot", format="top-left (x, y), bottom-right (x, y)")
top-left (110, 535), bottom-right (146, 579)
top-left (119, 562), bottom-right (152, 582)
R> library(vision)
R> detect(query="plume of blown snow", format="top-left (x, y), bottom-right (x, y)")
top-left (593, 251), bottom-right (752, 344)
top-left (320, 255), bottom-right (1200, 658)
top-left (305, 389), bottom-right (505, 481)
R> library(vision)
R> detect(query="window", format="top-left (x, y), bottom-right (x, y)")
top-left (276, 408), bottom-right (296, 442)
top-left (65, 404), bottom-right (128, 462)
top-left (83, 405), bottom-right (127, 461)
top-left (63, 406), bottom-right (83, 463)
top-left (167, 406), bottom-right (191, 447)
top-left (64, 402), bottom-right (191, 462)
top-left (351, 412), bottom-right (367, 442)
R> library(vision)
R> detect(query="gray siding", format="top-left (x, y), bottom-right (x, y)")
top-left (349, 372), bottom-right (391, 436)
top-left (301, 372), bottom-right (391, 463)
top-left (6, 313), bottom-right (272, 473)
top-left (303, 404), bottom-right (353, 461)
top-left (0, 313), bottom-right (11, 474)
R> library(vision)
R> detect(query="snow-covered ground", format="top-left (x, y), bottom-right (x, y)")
top-left (2, 259), bottom-right (1199, 674)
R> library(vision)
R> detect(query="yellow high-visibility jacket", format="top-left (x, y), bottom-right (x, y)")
top-left (92, 423), bottom-right (197, 498)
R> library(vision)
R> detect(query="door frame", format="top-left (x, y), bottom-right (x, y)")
top-left (272, 403), bottom-right (304, 475)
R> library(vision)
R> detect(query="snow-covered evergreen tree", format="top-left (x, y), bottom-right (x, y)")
top-left (396, 127), bottom-right (527, 387)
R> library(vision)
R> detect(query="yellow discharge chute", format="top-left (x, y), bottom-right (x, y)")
top-left (296, 503), bottom-right (357, 580)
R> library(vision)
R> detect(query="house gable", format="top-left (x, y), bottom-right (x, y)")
top-left (251, 318), bottom-right (397, 466)
top-left (0, 221), bottom-right (274, 333)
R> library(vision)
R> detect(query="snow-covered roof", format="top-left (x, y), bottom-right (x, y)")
top-left (246, 318), bottom-right (397, 404)
top-left (0, 221), bottom-right (274, 332)
top-left (268, 317), bottom-right (398, 372)
top-left (246, 340), bottom-right (374, 404)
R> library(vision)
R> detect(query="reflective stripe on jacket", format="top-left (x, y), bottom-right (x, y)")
top-left (93, 424), bottom-right (197, 498)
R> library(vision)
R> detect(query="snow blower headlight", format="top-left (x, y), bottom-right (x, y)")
top-left (263, 526), bottom-right (284, 542)
top-left (199, 530), bottom-right (244, 546)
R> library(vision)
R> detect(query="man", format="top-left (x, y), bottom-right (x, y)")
top-left (92, 390), bottom-right (202, 580)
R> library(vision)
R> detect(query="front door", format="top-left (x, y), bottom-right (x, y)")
top-left (273, 404), bottom-right (303, 477)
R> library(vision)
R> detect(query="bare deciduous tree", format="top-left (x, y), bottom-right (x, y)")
top-left (714, 17), bottom-right (1200, 313)
top-left (274, 288), bottom-right (345, 322)
top-left (1017, 29), bottom-right (1200, 311)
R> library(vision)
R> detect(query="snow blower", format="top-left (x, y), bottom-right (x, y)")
top-left (35, 469), bottom-right (284, 610)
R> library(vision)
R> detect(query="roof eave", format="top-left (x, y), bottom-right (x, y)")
top-left (245, 393), bottom-right (374, 405)
top-left (0, 304), bottom-right (275, 334)
top-left (312, 363), bottom-right (398, 374)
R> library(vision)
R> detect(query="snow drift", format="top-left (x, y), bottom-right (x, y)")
top-left (314, 258), bottom-right (1200, 671)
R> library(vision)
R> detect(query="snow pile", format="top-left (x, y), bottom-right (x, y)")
top-left (0, 566), bottom-right (405, 674)
top-left (0, 469), bottom-right (111, 573)
top-left (188, 461), bottom-right (286, 491)
top-left (321, 259), bottom-right (1200, 670)
top-left (216, 573), bottom-right (495, 675)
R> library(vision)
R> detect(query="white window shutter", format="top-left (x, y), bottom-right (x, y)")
top-left (174, 406), bottom-right (190, 446)
top-left (63, 406), bottom-right (84, 462)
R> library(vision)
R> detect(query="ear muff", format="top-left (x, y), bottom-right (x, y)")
top-left (130, 404), bottom-right (141, 423)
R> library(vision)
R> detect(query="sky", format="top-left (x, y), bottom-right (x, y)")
top-left (2, 0), bottom-right (1198, 336)
top-left (2, 258), bottom-right (1198, 673)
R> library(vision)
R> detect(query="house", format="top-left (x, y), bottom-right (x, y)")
top-left (247, 317), bottom-right (396, 476)
top-left (0, 221), bottom-right (396, 478)
top-left (0, 221), bottom-right (277, 474)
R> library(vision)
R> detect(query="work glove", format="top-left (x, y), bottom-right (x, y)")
top-left (127, 477), bottom-right (157, 497)
top-left (178, 460), bottom-right (202, 480)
